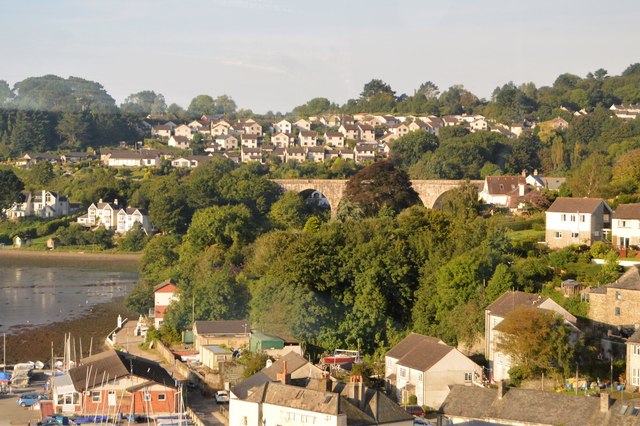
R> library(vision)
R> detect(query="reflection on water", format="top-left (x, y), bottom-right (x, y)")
top-left (0, 266), bottom-right (138, 333)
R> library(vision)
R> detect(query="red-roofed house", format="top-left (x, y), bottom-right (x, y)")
top-left (153, 279), bottom-right (178, 328)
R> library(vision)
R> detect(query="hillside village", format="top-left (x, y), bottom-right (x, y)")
top-left (3, 74), bottom-right (640, 424)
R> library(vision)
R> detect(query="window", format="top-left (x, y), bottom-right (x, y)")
top-left (570, 214), bottom-right (576, 222)
top-left (633, 345), bottom-right (640, 356)
top-left (571, 232), bottom-right (579, 238)
top-left (464, 372), bottom-right (473, 382)
top-left (555, 232), bottom-right (563, 239)
top-left (418, 373), bottom-right (423, 382)
top-left (91, 391), bottom-right (101, 402)
top-left (400, 368), bottom-right (406, 378)
top-left (616, 291), bottom-right (621, 301)
top-left (561, 214), bottom-right (567, 221)
top-left (633, 368), bottom-right (640, 386)
top-left (144, 393), bottom-right (152, 401)
top-left (158, 394), bottom-right (166, 401)
top-left (615, 307), bottom-right (621, 316)
top-left (622, 220), bottom-right (628, 228)
top-left (580, 215), bottom-right (586, 222)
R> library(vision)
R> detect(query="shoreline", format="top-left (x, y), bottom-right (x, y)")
top-left (2, 298), bottom-right (138, 364)
top-left (0, 249), bottom-right (141, 270)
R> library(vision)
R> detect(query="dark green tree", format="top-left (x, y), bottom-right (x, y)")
top-left (0, 169), bottom-right (24, 212)
top-left (344, 160), bottom-right (420, 216)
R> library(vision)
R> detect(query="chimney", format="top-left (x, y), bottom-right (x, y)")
top-left (114, 199), bottom-right (118, 206)
top-left (521, 169), bottom-right (527, 177)
top-left (533, 169), bottom-right (538, 176)
top-left (276, 361), bottom-right (290, 385)
top-left (497, 380), bottom-right (506, 400)
top-left (600, 392), bottom-right (610, 413)
top-left (98, 198), bottom-right (103, 203)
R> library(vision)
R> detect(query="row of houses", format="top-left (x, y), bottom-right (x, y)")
top-left (3, 190), bottom-right (71, 219)
top-left (77, 198), bottom-right (151, 234)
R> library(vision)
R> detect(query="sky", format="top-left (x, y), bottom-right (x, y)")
top-left (1, 0), bottom-right (638, 114)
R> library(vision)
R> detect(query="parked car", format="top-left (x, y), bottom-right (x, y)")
top-left (215, 390), bottom-right (229, 403)
top-left (404, 405), bottom-right (425, 417)
top-left (17, 392), bottom-right (47, 407)
top-left (413, 418), bottom-right (434, 425)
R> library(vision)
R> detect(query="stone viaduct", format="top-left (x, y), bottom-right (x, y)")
top-left (272, 179), bottom-right (484, 215)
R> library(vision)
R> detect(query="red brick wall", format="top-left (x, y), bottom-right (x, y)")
top-left (81, 388), bottom-right (177, 415)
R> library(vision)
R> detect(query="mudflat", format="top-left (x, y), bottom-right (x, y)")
top-left (0, 249), bottom-right (141, 270)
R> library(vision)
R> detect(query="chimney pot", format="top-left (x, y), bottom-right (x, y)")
top-left (497, 380), bottom-right (506, 400)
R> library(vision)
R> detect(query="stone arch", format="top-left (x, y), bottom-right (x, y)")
top-left (272, 179), bottom-right (348, 216)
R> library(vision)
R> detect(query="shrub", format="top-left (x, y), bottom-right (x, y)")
top-left (508, 365), bottom-right (526, 386)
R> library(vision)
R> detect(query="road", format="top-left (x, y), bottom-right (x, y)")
top-left (0, 378), bottom-right (47, 426)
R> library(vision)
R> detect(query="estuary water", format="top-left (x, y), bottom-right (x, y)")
top-left (0, 259), bottom-right (139, 334)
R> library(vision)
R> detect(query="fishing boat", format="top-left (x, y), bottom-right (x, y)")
top-left (321, 349), bottom-right (360, 364)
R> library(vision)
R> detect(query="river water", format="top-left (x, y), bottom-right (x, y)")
top-left (0, 263), bottom-right (139, 334)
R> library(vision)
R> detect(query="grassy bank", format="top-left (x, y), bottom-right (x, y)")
top-left (0, 249), bottom-right (140, 271)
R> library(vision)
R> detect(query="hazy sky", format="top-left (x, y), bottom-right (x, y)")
top-left (1, 0), bottom-right (638, 113)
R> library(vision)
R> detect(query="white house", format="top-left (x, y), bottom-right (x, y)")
top-left (385, 333), bottom-right (482, 409)
top-left (273, 119), bottom-right (292, 134)
top-left (627, 329), bottom-right (640, 390)
top-left (115, 207), bottom-right (151, 234)
top-left (479, 176), bottom-right (528, 209)
top-left (324, 131), bottom-right (345, 147)
top-left (299, 131), bottom-right (317, 147)
top-left (167, 135), bottom-right (190, 149)
top-left (77, 199), bottom-right (120, 230)
top-left (4, 190), bottom-right (70, 219)
top-left (173, 124), bottom-right (193, 140)
top-left (545, 197), bottom-right (612, 249)
top-left (612, 203), bottom-right (640, 248)
top-left (153, 279), bottom-right (178, 329)
top-left (485, 291), bottom-right (578, 382)
top-left (271, 132), bottom-right (292, 148)
top-left (294, 118), bottom-right (311, 131)
top-left (241, 133), bottom-right (259, 149)
top-left (214, 134), bottom-right (239, 151)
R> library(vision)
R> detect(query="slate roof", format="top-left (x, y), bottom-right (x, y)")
top-left (246, 382), bottom-right (340, 415)
top-left (614, 203), bottom-right (640, 220)
top-left (441, 385), bottom-right (614, 426)
top-left (484, 176), bottom-right (526, 195)
top-left (542, 176), bottom-right (567, 191)
top-left (385, 333), bottom-right (453, 372)
top-left (486, 291), bottom-right (548, 317)
top-left (194, 320), bottom-right (249, 335)
top-left (335, 382), bottom-right (414, 425)
top-left (546, 197), bottom-right (608, 214)
top-left (69, 349), bottom-right (175, 392)
top-left (607, 266), bottom-right (640, 291)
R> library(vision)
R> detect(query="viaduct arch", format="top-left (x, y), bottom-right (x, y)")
top-left (272, 179), bottom-right (484, 216)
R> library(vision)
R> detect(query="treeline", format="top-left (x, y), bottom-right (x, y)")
top-left (2, 64), bottom-right (639, 156)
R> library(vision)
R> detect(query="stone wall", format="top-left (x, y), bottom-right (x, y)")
top-left (589, 288), bottom-right (640, 329)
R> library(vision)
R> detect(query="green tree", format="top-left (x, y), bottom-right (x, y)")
top-left (121, 90), bottom-right (165, 115)
top-left (344, 160), bottom-right (420, 217)
top-left (29, 161), bottom-right (55, 187)
top-left (0, 80), bottom-right (14, 105)
top-left (147, 175), bottom-right (190, 234)
top-left (0, 169), bottom-right (24, 212)
top-left (118, 222), bottom-right (149, 252)
top-left (496, 306), bottom-right (576, 378)
top-left (390, 130), bottom-right (439, 169)
top-left (188, 95), bottom-right (217, 117)
top-left (486, 264), bottom-right (516, 302)
top-left (215, 95), bottom-right (237, 115)
top-left (56, 112), bottom-right (89, 149)
top-left (360, 79), bottom-right (395, 100)
top-left (417, 81), bottom-right (440, 99)
top-left (269, 191), bottom-right (311, 230)
top-left (567, 153), bottom-right (611, 198)
top-left (184, 204), bottom-right (253, 252)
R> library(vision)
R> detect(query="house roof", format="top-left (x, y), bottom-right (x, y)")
top-left (542, 176), bottom-right (566, 191)
top-left (628, 328), bottom-right (640, 344)
top-left (334, 381), bottom-right (414, 425)
top-left (194, 320), bottom-right (249, 335)
top-left (241, 133), bottom-right (259, 140)
top-left (325, 131), bottom-right (344, 138)
top-left (614, 203), bottom-right (640, 220)
top-left (233, 352), bottom-right (325, 399)
top-left (546, 197), bottom-right (608, 214)
top-left (484, 176), bottom-right (526, 195)
top-left (246, 382), bottom-right (341, 415)
top-left (300, 130), bottom-right (317, 137)
top-left (69, 349), bottom-right (175, 392)
top-left (386, 333), bottom-right (453, 372)
top-left (154, 278), bottom-right (176, 292)
top-left (606, 265), bottom-right (640, 291)
top-left (440, 385), bottom-right (606, 426)
top-left (486, 291), bottom-right (548, 317)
